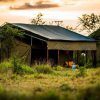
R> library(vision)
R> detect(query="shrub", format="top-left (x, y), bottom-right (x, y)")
top-left (11, 56), bottom-right (33, 75)
top-left (78, 84), bottom-right (100, 100)
top-left (21, 65), bottom-right (34, 74)
top-left (53, 66), bottom-right (65, 71)
top-left (0, 61), bottom-right (12, 73)
top-left (33, 64), bottom-right (53, 74)
top-left (10, 56), bottom-right (23, 74)
top-left (40, 90), bottom-right (60, 100)
top-left (76, 67), bottom-right (86, 77)
top-left (34, 73), bottom-right (47, 79)
top-left (85, 59), bottom-right (93, 68)
top-left (60, 84), bottom-right (72, 91)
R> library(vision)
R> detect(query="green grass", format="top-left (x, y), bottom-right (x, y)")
top-left (0, 62), bottom-right (100, 100)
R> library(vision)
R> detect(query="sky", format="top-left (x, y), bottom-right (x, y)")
top-left (0, 0), bottom-right (100, 35)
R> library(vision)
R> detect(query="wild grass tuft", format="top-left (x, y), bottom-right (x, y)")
top-left (77, 83), bottom-right (100, 100)
top-left (33, 64), bottom-right (53, 74)
top-left (53, 66), bottom-right (65, 71)
top-left (0, 61), bottom-right (12, 73)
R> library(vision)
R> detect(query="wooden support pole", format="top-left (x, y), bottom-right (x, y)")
top-left (47, 45), bottom-right (49, 63)
top-left (86, 51), bottom-right (88, 63)
top-left (57, 50), bottom-right (60, 65)
top-left (77, 50), bottom-right (79, 64)
top-left (91, 50), bottom-right (93, 66)
top-left (91, 50), bottom-right (96, 67)
top-left (30, 36), bottom-right (32, 66)
top-left (73, 51), bottom-right (76, 62)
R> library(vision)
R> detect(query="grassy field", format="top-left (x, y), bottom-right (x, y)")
top-left (0, 61), bottom-right (100, 100)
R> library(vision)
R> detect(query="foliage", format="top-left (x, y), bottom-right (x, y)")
top-left (0, 61), bottom-right (12, 73)
top-left (0, 24), bottom-right (24, 58)
top-left (31, 13), bottom-right (46, 25)
top-left (33, 64), bottom-right (53, 74)
top-left (78, 84), bottom-right (100, 100)
top-left (66, 25), bottom-right (75, 31)
top-left (53, 66), bottom-right (65, 71)
top-left (76, 67), bottom-right (86, 77)
top-left (85, 59), bottom-right (93, 68)
top-left (11, 56), bottom-right (34, 75)
top-left (89, 28), bottom-right (100, 40)
top-left (60, 84), bottom-right (72, 91)
top-left (20, 65), bottom-right (34, 74)
top-left (78, 54), bottom-right (86, 66)
top-left (79, 13), bottom-right (100, 33)
top-left (40, 90), bottom-right (60, 100)
top-left (0, 66), bottom-right (100, 100)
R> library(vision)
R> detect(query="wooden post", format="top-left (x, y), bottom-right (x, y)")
top-left (91, 50), bottom-right (96, 67)
top-left (91, 50), bottom-right (93, 66)
top-left (57, 50), bottom-right (60, 65)
top-left (73, 51), bottom-right (76, 62)
top-left (86, 51), bottom-right (88, 63)
top-left (93, 50), bottom-right (96, 67)
top-left (77, 50), bottom-right (79, 64)
top-left (30, 37), bottom-right (32, 66)
top-left (47, 45), bottom-right (49, 63)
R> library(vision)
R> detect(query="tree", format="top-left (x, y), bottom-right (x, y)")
top-left (79, 13), bottom-right (100, 33)
top-left (0, 23), bottom-right (24, 59)
top-left (66, 25), bottom-right (76, 31)
top-left (31, 13), bottom-right (46, 25)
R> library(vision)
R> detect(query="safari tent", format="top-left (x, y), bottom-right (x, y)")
top-left (0, 23), bottom-right (97, 67)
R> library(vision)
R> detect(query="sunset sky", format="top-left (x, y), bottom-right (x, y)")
top-left (0, 0), bottom-right (100, 35)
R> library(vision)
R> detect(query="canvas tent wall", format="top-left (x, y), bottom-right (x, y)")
top-left (0, 23), bottom-right (97, 66)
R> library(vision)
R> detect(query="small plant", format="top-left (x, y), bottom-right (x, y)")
top-left (76, 67), bottom-right (86, 77)
top-left (0, 61), bottom-right (12, 73)
top-left (53, 66), bottom-right (65, 71)
top-left (60, 84), bottom-right (72, 91)
top-left (78, 84), bottom-right (100, 100)
top-left (33, 64), bottom-right (53, 74)
top-left (85, 58), bottom-right (93, 68)
top-left (21, 65), bottom-right (34, 74)
top-left (11, 56), bottom-right (34, 75)
top-left (41, 90), bottom-right (60, 100)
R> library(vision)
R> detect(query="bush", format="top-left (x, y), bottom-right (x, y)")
top-left (53, 66), bottom-right (65, 71)
top-left (78, 84), bottom-right (100, 100)
top-left (11, 56), bottom-right (34, 75)
top-left (20, 65), bottom-right (34, 74)
top-left (60, 84), bottom-right (72, 91)
top-left (40, 90), bottom-right (60, 100)
top-left (33, 64), bottom-right (53, 74)
top-left (85, 59), bottom-right (93, 68)
top-left (0, 61), bottom-right (12, 73)
top-left (76, 67), bottom-right (86, 77)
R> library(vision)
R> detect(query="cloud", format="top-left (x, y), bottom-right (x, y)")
top-left (9, 0), bottom-right (61, 10)
top-left (0, 0), bottom-right (15, 2)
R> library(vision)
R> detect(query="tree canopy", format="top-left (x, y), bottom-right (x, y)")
top-left (31, 13), bottom-right (46, 25)
top-left (0, 23), bottom-right (24, 58)
top-left (89, 29), bottom-right (100, 40)
top-left (79, 13), bottom-right (100, 33)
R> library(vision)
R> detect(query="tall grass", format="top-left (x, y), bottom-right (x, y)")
top-left (76, 67), bottom-right (86, 77)
top-left (0, 65), bottom-right (100, 100)
top-left (77, 83), bottom-right (100, 100)
top-left (33, 64), bottom-right (53, 74)
top-left (0, 61), bottom-right (12, 73)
